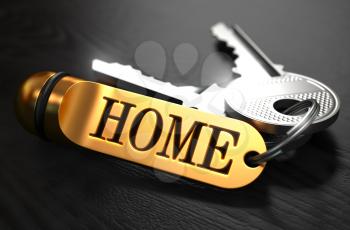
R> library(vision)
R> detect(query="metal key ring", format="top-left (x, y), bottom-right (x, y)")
top-left (247, 99), bottom-right (320, 166)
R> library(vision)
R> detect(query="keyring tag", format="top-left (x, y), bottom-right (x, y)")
top-left (59, 81), bottom-right (266, 188)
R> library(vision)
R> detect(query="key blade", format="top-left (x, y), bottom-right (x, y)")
top-left (195, 84), bottom-right (226, 115)
top-left (232, 24), bottom-right (283, 76)
top-left (211, 23), bottom-right (283, 79)
top-left (92, 59), bottom-right (201, 107)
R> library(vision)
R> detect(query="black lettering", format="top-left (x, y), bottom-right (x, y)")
top-left (129, 108), bottom-right (163, 151)
top-left (157, 114), bottom-right (206, 165)
top-left (90, 96), bottom-right (136, 144)
top-left (197, 125), bottom-right (240, 174)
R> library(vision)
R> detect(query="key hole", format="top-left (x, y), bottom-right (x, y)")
top-left (273, 99), bottom-right (306, 116)
top-left (244, 151), bottom-right (260, 168)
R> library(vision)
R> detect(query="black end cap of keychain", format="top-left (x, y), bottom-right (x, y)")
top-left (34, 72), bottom-right (68, 139)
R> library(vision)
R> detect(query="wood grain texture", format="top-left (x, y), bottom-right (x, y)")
top-left (1, 0), bottom-right (350, 229)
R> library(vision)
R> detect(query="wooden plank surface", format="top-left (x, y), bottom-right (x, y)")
top-left (1, 0), bottom-right (349, 229)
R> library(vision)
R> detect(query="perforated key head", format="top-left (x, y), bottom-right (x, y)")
top-left (224, 72), bottom-right (340, 134)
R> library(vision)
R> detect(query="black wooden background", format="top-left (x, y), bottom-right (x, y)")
top-left (1, 0), bottom-right (350, 229)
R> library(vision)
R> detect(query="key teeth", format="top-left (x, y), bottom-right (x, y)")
top-left (111, 62), bottom-right (175, 86)
top-left (274, 64), bottom-right (284, 72)
top-left (231, 67), bottom-right (241, 76)
top-left (212, 22), bottom-right (242, 76)
top-left (212, 23), bottom-right (285, 77)
top-left (212, 22), bottom-right (283, 77)
top-left (110, 62), bottom-right (142, 77)
top-left (93, 59), bottom-right (202, 107)
top-left (127, 65), bottom-right (144, 77)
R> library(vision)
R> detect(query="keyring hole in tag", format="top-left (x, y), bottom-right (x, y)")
top-left (244, 151), bottom-right (260, 168)
top-left (273, 99), bottom-right (306, 116)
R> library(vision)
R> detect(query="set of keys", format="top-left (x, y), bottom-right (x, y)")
top-left (92, 22), bottom-right (340, 150)
top-left (16, 22), bottom-right (340, 188)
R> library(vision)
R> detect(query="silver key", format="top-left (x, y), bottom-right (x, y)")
top-left (208, 22), bottom-right (340, 134)
top-left (92, 59), bottom-right (201, 107)
top-left (92, 60), bottom-right (231, 115)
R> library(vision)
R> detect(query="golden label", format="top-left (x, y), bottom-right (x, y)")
top-left (59, 81), bottom-right (266, 188)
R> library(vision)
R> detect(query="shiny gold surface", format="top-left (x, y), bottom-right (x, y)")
top-left (59, 81), bottom-right (266, 188)
top-left (16, 72), bottom-right (266, 188)
top-left (15, 72), bottom-right (82, 141)
top-left (15, 71), bottom-right (56, 135)
top-left (44, 76), bottom-right (82, 142)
